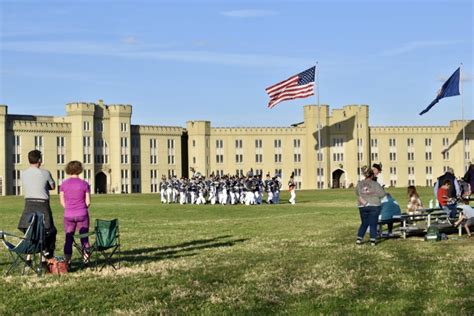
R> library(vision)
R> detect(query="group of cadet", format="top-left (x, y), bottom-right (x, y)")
top-left (160, 170), bottom-right (297, 205)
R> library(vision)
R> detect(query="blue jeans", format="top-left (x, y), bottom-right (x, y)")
top-left (357, 206), bottom-right (381, 240)
top-left (444, 204), bottom-right (457, 218)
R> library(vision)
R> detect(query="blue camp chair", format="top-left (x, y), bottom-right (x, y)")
top-left (0, 213), bottom-right (46, 276)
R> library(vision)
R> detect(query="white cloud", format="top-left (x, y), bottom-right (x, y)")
top-left (220, 9), bottom-right (278, 18)
top-left (0, 40), bottom-right (310, 68)
top-left (381, 40), bottom-right (464, 56)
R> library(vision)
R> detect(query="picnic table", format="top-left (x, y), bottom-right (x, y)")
top-left (381, 207), bottom-right (463, 239)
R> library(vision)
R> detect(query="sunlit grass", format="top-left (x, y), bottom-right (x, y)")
top-left (0, 188), bottom-right (473, 314)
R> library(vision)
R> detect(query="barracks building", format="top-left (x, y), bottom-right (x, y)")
top-left (0, 100), bottom-right (472, 196)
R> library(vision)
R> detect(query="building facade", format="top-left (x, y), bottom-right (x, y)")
top-left (0, 100), bottom-right (472, 196)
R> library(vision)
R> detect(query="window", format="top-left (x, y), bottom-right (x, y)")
top-left (12, 170), bottom-right (21, 195)
top-left (426, 179), bottom-right (433, 186)
top-left (132, 170), bottom-right (140, 193)
top-left (316, 168), bottom-right (324, 176)
top-left (255, 139), bottom-right (262, 148)
top-left (168, 139), bottom-right (175, 165)
top-left (235, 154), bottom-right (243, 163)
top-left (358, 152), bottom-right (363, 161)
top-left (371, 139), bottom-right (378, 147)
top-left (407, 152), bottom-right (414, 160)
top-left (407, 138), bottom-right (414, 146)
top-left (131, 136), bottom-right (139, 164)
top-left (57, 170), bottom-right (65, 193)
top-left (425, 138), bottom-right (431, 146)
top-left (255, 154), bottom-right (263, 163)
top-left (121, 169), bottom-right (129, 193)
top-left (371, 153), bottom-right (379, 161)
top-left (150, 170), bottom-right (158, 193)
top-left (216, 139), bottom-right (224, 163)
top-left (390, 167), bottom-right (397, 175)
top-left (425, 166), bottom-right (432, 174)
top-left (443, 150), bottom-right (450, 160)
top-left (83, 136), bottom-right (91, 164)
top-left (120, 122), bottom-right (128, 132)
top-left (120, 137), bottom-right (129, 164)
top-left (389, 152), bottom-right (397, 161)
top-left (274, 154), bottom-right (282, 163)
top-left (275, 169), bottom-right (282, 177)
top-left (293, 139), bottom-right (301, 148)
top-left (442, 137), bottom-right (449, 147)
top-left (83, 169), bottom-right (91, 183)
top-left (57, 136), bottom-right (66, 165)
top-left (83, 121), bottom-right (90, 131)
top-left (193, 140), bottom-right (196, 147)
top-left (12, 135), bottom-right (21, 164)
top-left (408, 166), bottom-right (415, 175)
top-left (274, 139), bottom-right (281, 148)
top-left (150, 138), bottom-right (157, 164)
top-left (389, 138), bottom-right (396, 147)
top-left (235, 139), bottom-right (243, 148)
top-left (390, 180), bottom-right (397, 187)
top-left (425, 152), bottom-right (432, 160)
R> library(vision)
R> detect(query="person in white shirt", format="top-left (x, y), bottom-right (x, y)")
top-left (454, 198), bottom-right (474, 238)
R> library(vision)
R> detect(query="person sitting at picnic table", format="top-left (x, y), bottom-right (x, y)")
top-left (454, 198), bottom-right (473, 238)
top-left (437, 179), bottom-right (457, 223)
top-left (379, 193), bottom-right (401, 237)
top-left (355, 166), bottom-right (386, 246)
top-left (407, 185), bottom-right (423, 214)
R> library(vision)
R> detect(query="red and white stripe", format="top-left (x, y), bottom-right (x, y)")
top-left (265, 75), bottom-right (314, 109)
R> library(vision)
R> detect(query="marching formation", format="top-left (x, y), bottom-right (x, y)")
top-left (160, 170), bottom-right (297, 205)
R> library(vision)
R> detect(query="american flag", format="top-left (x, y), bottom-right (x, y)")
top-left (265, 66), bottom-right (315, 109)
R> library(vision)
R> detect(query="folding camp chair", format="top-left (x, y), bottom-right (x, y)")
top-left (0, 213), bottom-right (46, 276)
top-left (74, 219), bottom-right (120, 271)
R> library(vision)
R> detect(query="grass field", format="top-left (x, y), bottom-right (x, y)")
top-left (0, 187), bottom-right (473, 315)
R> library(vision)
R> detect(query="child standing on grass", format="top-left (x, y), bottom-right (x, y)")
top-left (60, 161), bottom-right (91, 265)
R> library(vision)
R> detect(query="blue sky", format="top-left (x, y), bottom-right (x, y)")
top-left (0, 0), bottom-right (472, 127)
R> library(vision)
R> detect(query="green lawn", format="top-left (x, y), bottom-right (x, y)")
top-left (0, 188), bottom-right (473, 315)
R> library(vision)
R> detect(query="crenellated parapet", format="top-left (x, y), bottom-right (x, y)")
top-left (132, 124), bottom-right (184, 136)
top-left (108, 104), bottom-right (132, 117)
top-left (8, 120), bottom-right (71, 133)
top-left (211, 126), bottom-right (305, 136)
top-left (65, 102), bottom-right (96, 116)
top-left (371, 125), bottom-right (452, 134)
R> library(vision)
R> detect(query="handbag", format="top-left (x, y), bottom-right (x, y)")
top-left (47, 257), bottom-right (68, 275)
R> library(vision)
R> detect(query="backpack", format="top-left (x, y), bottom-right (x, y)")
top-left (425, 226), bottom-right (441, 242)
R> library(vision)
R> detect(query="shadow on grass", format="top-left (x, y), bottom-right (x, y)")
top-left (75, 235), bottom-right (249, 269)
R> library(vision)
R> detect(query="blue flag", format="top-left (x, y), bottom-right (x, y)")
top-left (419, 67), bottom-right (460, 115)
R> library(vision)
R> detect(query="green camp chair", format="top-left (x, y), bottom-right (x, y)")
top-left (0, 213), bottom-right (46, 276)
top-left (74, 219), bottom-right (120, 271)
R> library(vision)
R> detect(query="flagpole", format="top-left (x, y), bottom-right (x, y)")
top-left (316, 62), bottom-right (322, 190)
top-left (461, 62), bottom-right (466, 172)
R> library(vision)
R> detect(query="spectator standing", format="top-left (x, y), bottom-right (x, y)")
top-left (60, 161), bottom-right (91, 265)
top-left (355, 166), bottom-right (386, 246)
top-left (463, 163), bottom-right (474, 198)
top-left (18, 150), bottom-right (57, 261)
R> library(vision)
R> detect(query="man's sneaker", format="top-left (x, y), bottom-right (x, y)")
top-left (356, 239), bottom-right (363, 245)
top-left (370, 240), bottom-right (376, 246)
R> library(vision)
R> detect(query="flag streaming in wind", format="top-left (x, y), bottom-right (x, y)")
top-left (419, 67), bottom-right (460, 115)
top-left (265, 66), bottom-right (315, 109)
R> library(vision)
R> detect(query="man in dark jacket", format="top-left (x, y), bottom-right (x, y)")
top-left (434, 167), bottom-right (460, 220)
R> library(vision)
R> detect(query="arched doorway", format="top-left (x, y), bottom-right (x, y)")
top-left (332, 169), bottom-right (345, 188)
top-left (95, 172), bottom-right (107, 194)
